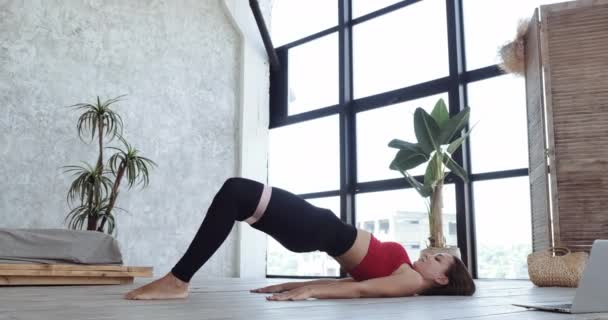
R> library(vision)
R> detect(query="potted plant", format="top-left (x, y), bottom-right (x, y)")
top-left (62, 95), bottom-right (157, 235)
top-left (388, 98), bottom-right (472, 257)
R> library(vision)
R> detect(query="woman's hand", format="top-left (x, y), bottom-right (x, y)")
top-left (250, 283), bottom-right (288, 294)
top-left (251, 278), bottom-right (345, 294)
top-left (265, 286), bottom-right (316, 301)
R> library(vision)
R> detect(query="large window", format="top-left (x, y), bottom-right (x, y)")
top-left (356, 186), bottom-right (457, 261)
top-left (463, 0), bottom-right (568, 71)
top-left (266, 0), bottom-right (560, 279)
top-left (357, 93), bottom-right (448, 182)
top-left (352, 0), bottom-right (448, 98)
top-left (288, 33), bottom-right (339, 115)
top-left (474, 177), bottom-right (532, 279)
top-left (268, 115), bottom-right (340, 194)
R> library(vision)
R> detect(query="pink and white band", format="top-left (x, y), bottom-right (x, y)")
top-left (245, 184), bottom-right (272, 225)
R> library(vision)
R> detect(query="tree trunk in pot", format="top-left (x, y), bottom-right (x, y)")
top-left (98, 161), bottom-right (126, 232)
top-left (429, 181), bottom-right (445, 248)
top-left (424, 181), bottom-right (462, 259)
top-left (86, 187), bottom-right (97, 230)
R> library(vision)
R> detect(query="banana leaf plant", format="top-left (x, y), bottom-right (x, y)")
top-left (62, 95), bottom-right (156, 235)
top-left (388, 98), bottom-right (473, 248)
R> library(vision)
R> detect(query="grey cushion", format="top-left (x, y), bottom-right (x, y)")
top-left (0, 228), bottom-right (123, 265)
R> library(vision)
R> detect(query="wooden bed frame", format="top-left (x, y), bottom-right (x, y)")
top-left (0, 264), bottom-right (152, 285)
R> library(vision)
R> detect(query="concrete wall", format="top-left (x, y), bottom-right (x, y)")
top-left (0, 0), bottom-right (270, 279)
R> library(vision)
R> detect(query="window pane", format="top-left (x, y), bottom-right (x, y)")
top-left (353, 0), bottom-right (448, 98)
top-left (357, 93), bottom-right (449, 183)
top-left (468, 74), bottom-right (528, 174)
top-left (463, 0), bottom-right (566, 71)
top-left (352, 0), bottom-right (403, 18)
top-left (269, 115), bottom-right (339, 194)
top-left (356, 185), bottom-right (457, 262)
top-left (288, 33), bottom-right (339, 115)
top-left (271, 0), bottom-right (338, 47)
top-left (474, 177), bottom-right (532, 279)
top-left (266, 197), bottom-right (341, 277)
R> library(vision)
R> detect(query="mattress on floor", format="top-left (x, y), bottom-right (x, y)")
top-left (0, 228), bottom-right (123, 265)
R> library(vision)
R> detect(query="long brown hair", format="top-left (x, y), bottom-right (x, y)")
top-left (419, 256), bottom-right (476, 296)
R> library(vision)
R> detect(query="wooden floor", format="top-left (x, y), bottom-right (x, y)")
top-left (1, 278), bottom-right (607, 319)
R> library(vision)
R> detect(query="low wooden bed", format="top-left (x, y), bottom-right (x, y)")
top-left (0, 264), bottom-right (152, 286)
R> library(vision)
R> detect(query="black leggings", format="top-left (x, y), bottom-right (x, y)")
top-left (171, 177), bottom-right (358, 283)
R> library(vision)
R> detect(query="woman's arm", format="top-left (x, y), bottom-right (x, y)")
top-left (267, 269), bottom-right (423, 300)
top-left (251, 277), bottom-right (355, 293)
top-left (354, 269), bottom-right (424, 298)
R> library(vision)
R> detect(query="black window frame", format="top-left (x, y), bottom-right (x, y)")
top-left (264, 0), bottom-right (529, 279)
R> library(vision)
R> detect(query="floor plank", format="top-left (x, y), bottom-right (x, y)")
top-left (1, 278), bottom-right (607, 320)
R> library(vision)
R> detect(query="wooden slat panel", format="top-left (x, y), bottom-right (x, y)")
top-left (541, 0), bottom-right (608, 251)
top-left (525, 8), bottom-right (552, 252)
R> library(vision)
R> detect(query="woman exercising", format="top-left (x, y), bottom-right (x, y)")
top-left (124, 177), bottom-right (475, 300)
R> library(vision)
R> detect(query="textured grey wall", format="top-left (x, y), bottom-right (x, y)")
top-left (0, 0), bottom-right (267, 279)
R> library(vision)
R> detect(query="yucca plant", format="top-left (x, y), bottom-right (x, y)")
top-left (64, 197), bottom-right (125, 235)
top-left (73, 95), bottom-right (125, 170)
top-left (62, 95), bottom-right (156, 235)
top-left (63, 162), bottom-right (113, 230)
top-left (98, 135), bottom-right (157, 232)
top-left (388, 98), bottom-right (473, 248)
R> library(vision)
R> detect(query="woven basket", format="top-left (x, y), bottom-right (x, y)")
top-left (527, 247), bottom-right (588, 287)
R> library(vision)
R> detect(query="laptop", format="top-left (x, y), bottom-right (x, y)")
top-left (513, 239), bottom-right (608, 314)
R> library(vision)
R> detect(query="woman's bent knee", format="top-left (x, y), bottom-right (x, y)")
top-left (218, 177), bottom-right (264, 220)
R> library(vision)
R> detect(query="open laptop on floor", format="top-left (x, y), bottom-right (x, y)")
top-left (513, 239), bottom-right (608, 314)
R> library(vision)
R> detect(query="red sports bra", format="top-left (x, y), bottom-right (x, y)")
top-left (348, 234), bottom-right (412, 281)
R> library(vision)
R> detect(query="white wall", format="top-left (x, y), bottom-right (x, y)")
top-left (223, 0), bottom-right (271, 279)
top-left (1, 0), bottom-right (271, 279)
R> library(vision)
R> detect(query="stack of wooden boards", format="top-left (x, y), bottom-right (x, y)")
top-left (0, 264), bottom-right (152, 285)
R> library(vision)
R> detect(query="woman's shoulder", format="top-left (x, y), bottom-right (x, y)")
top-left (391, 262), bottom-right (416, 275)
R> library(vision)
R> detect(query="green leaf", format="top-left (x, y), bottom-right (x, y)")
top-left (389, 148), bottom-right (428, 172)
top-left (447, 135), bottom-right (465, 154)
top-left (401, 170), bottom-right (432, 198)
top-left (438, 107), bottom-right (470, 145)
top-left (447, 122), bottom-right (477, 154)
top-left (443, 156), bottom-right (469, 183)
top-left (430, 98), bottom-right (449, 129)
top-left (388, 139), bottom-right (419, 152)
top-left (423, 152), bottom-right (441, 191)
top-left (414, 108), bottom-right (441, 154)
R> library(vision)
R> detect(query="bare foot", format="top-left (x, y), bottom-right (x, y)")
top-left (124, 272), bottom-right (189, 300)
